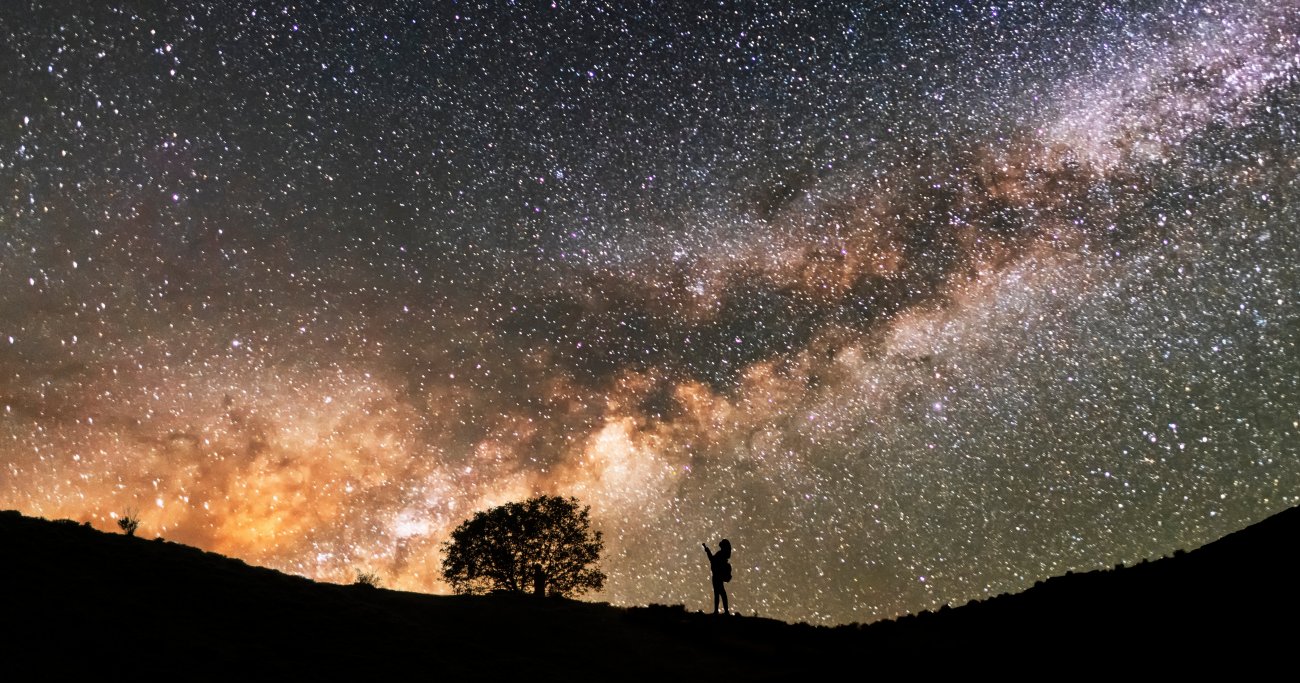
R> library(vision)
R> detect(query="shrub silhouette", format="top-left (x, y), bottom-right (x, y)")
top-left (117, 510), bottom-right (140, 537)
top-left (354, 570), bottom-right (381, 588)
top-left (441, 494), bottom-right (605, 597)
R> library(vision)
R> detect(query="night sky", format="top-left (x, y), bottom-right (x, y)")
top-left (2, 0), bottom-right (1298, 625)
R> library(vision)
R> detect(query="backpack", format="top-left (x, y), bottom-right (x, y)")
top-left (721, 561), bottom-right (732, 583)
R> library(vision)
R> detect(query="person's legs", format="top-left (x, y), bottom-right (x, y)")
top-left (720, 584), bottom-right (729, 615)
top-left (712, 578), bottom-right (723, 613)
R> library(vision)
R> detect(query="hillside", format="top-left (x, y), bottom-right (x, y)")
top-left (3, 506), bottom-right (1296, 677)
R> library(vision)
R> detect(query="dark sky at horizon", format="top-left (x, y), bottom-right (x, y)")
top-left (2, 0), bottom-right (1298, 625)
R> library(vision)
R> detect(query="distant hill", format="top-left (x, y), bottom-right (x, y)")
top-left (3, 506), bottom-right (1296, 677)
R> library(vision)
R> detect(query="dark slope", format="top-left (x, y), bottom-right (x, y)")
top-left (3, 506), bottom-right (1297, 678)
top-left (0, 510), bottom-right (856, 679)
top-left (860, 505), bottom-right (1300, 663)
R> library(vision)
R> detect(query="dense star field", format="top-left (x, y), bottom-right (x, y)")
top-left (2, 0), bottom-right (1298, 625)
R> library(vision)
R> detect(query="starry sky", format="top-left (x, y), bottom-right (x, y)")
top-left (2, 0), bottom-right (1298, 625)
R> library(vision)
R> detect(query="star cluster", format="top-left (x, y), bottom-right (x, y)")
top-left (2, 0), bottom-right (1298, 625)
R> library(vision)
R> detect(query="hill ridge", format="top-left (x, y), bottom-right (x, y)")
top-left (3, 505), bottom-right (1296, 676)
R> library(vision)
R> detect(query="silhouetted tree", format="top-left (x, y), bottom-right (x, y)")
top-left (441, 495), bottom-right (606, 597)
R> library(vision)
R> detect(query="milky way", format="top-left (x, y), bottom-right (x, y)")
top-left (2, 0), bottom-right (1298, 625)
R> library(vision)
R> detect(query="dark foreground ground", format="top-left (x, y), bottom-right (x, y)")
top-left (3, 505), bottom-right (1296, 678)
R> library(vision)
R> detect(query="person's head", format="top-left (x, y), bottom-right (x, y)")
top-left (720, 539), bottom-right (731, 551)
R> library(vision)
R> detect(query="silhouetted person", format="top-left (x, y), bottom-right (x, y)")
top-left (702, 539), bottom-right (732, 615)
top-left (532, 564), bottom-right (546, 597)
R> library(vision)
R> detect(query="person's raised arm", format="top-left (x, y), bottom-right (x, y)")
top-left (702, 543), bottom-right (713, 558)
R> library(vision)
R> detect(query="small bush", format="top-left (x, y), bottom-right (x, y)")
top-left (355, 571), bottom-right (381, 588)
top-left (117, 510), bottom-right (140, 537)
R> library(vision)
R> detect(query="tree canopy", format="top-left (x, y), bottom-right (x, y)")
top-left (440, 494), bottom-right (606, 598)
